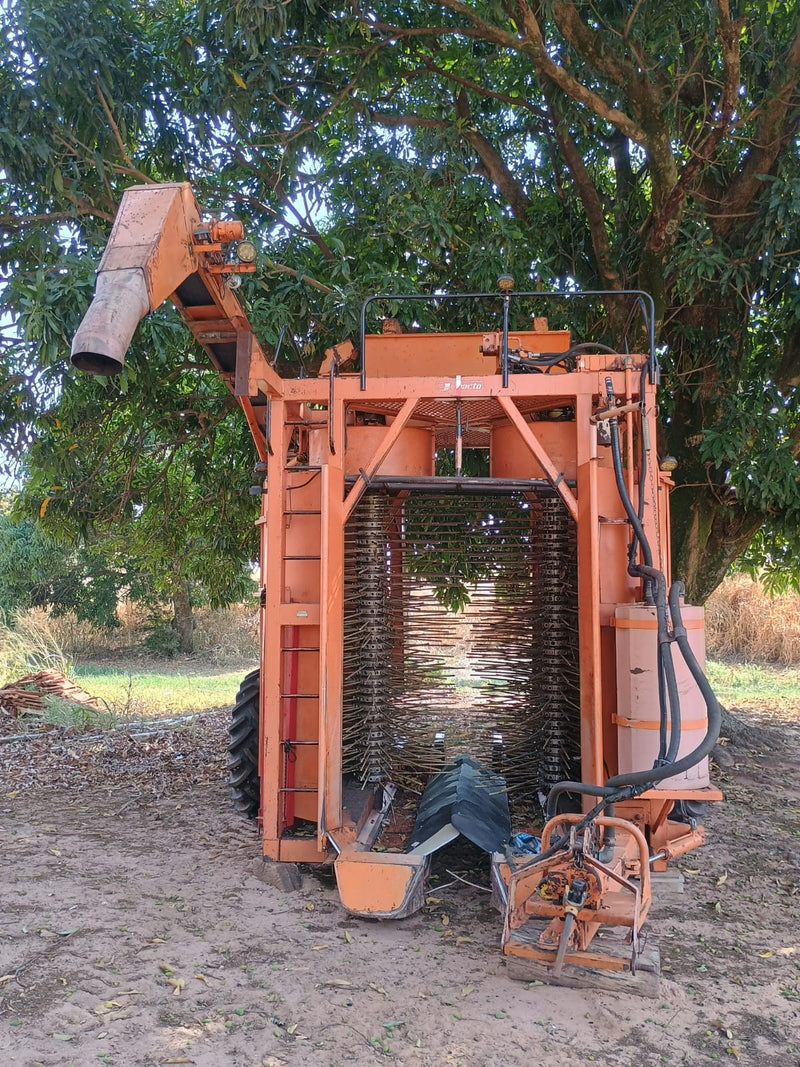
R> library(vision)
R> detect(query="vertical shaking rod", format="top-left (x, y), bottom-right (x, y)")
top-left (455, 402), bottom-right (463, 477)
top-left (357, 493), bottom-right (393, 784)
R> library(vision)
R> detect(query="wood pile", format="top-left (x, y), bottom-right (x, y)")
top-left (0, 670), bottom-right (105, 718)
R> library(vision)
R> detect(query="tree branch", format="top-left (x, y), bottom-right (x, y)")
top-left (646, 1), bottom-right (743, 253)
top-left (550, 0), bottom-right (645, 99)
top-left (416, 59), bottom-right (549, 122)
top-left (458, 95), bottom-right (532, 217)
top-left (714, 26), bottom-right (800, 237)
top-left (262, 260), bottom-right (335, 294)
top-left (547, 99), bottom-right (622, 291)
top-left (397, 0), bottom-right (652, 146)
top-left (94, 80), bottom-right (154, 185)
top-left (357, 104), bottom-right (533, 218)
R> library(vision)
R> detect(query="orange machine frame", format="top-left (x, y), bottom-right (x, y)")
top-left (72, 182), bottom-right (721, 970)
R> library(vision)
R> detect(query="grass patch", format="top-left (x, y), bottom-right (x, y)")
top-left (72, 664), bottom-right (252, 720)
top-left (706, 659), bottom-right (800, 712)
top-left (706, 576), bottom-right (800, 665)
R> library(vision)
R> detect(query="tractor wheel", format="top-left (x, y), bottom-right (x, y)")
top-left (228, 668), bottom-right (261, 819)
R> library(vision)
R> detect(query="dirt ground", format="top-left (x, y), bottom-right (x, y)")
top-left (1, 703), bottom-right (799, 1067)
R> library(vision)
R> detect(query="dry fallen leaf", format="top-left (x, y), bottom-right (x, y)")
top-left (311, 944), bottom-right (329, 951)
top-left (323, 979), bottom-right (352, 988)
top-left (304, 902), bottom-right (315, 911)
top-left (342, 930), bottom-right (354, 944)
top-left (287, 1022), bottom-right (298, 1035)
top-left (758, 950), bottom-right (774, 958)
top-left (441, 914), bottom-right (450, 926)
top-left (716, 871), bottom-right (728, 886)
top-left (456, 936), bottom-right (474, 946)
top-left (461, 984), bottom-right (475, 997)
top-left (47, 847), bottom-right (62, 857)
top-left (0, 974), bottom-right (14, 985)
top-left (194, 973), bottom-right (209, 984)
top-left (158, 963), bottom-right (175, 975)
top-left (52, 1033), bottom-right (73, 1042)
top-left (426, 896), bottom-right (443, 905)
top-left (166, 977), bottom-right (186, 996)
top-left (369, 983), bottom-right (387, 996)
top-left (104, 1000), bottom-right (122, 1009)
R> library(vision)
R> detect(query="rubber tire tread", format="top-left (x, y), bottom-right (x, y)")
top-left (227, 668), bottom-right (261, 819)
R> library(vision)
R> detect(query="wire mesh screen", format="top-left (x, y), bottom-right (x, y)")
top-left (342, 489), bottom-right (580, 801)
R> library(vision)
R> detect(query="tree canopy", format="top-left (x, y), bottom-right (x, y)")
top-left (1, 0), bottom-right (799, 601)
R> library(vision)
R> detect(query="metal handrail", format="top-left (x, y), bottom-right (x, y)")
top-left (358, 289), bottom-right (657, 389)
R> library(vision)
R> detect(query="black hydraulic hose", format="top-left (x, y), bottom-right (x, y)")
top-left (657, 650), bottom-right (668, 762)
top-left (541, 599), bottom-right (721, 811)
top-left (667, 580), bottom-right (723, 760)
top-left (637, 364), bottom-right (649, 526)
top-left (606, 378), bottom-right (652, 572)
top-left (511, 785), bottom-right (635, 875)
top-left (633, 564), bottom-right (682, 767)
top-left (531, 376), bottom-right (721, 870)
top-left (606, 388), bottom-right (681, 763)
top-left (636, 366), bottom-right (669, 761)
top-left (545, 782), bottom-right (616, 821)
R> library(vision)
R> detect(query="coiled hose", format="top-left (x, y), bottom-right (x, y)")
top-left (535, 375), bottom-right (721, 857)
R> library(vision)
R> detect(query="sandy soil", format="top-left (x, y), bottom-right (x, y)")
top-left (1, 706), bottom-right (799, 1067)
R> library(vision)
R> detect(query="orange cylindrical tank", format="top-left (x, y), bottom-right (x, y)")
top-left (311, 423), bottom-right (435, 477)
top-left (491, 419), bottom-right (576, 480)
top-left (614, 603), bottom-right (710, 789)
top-left (490, 418), bottom-right (615, 478)
top-left (343, 424), bottom-right (435, 477)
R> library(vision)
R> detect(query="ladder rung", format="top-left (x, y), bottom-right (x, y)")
top-left (283, 739), bottom-right (319, 746)
top-left (281, 646), bottom-right (320, 653)
top-left (285, 509), bottom-right (322, 516)
top-left (279, 787), bottom-right (318, 793)
top-left (286, 464), bottom-right (322, 472)
top-left (281, 693), bottom-right (320, 700)
top-left (283, 555), bottom-right (321, 561)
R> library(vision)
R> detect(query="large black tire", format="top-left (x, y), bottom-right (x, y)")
top-left (228, 668), bottom-right (261, 819)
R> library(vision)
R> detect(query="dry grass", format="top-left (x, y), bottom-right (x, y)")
top-left (26, 601), bottom-right (258, 665)
top-left (10, 577), bottom-right (800, 674)
top-left (192, 602), bottom-right (258, 662)
top-left (0, 611), bottom-right (74, 687)
top-left (705, 574), bottom-right (800, 665)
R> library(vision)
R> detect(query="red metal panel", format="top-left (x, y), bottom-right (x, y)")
top-left (261, 400), bottom-right (287, 852)
top-left (318, 385), bottom-right (345, 844)
top-left (575, 393), bottom-right (604, 794)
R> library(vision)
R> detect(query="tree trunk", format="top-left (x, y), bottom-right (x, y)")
top-left (171, 581), bottom-right (194, 654)
top-left (668, 484), bottom-right (762, 603)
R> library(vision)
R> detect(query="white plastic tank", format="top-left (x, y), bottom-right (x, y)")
top-left (615, 603), bottom-right (710, 789)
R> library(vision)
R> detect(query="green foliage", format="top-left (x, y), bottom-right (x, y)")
top-left (404, 494), bottom-right (532, 612)
top-left (141, 615), bottom-right (182, 659)
top-left (0, 511), bottom-right (126, 627)
top-left (736, 524), bottom-right (800, 596)
top-left (1, 0), bottom-right (799, 599)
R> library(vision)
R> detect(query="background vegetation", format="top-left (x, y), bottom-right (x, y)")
top-left (0, 0), bottom-right (798, 611)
